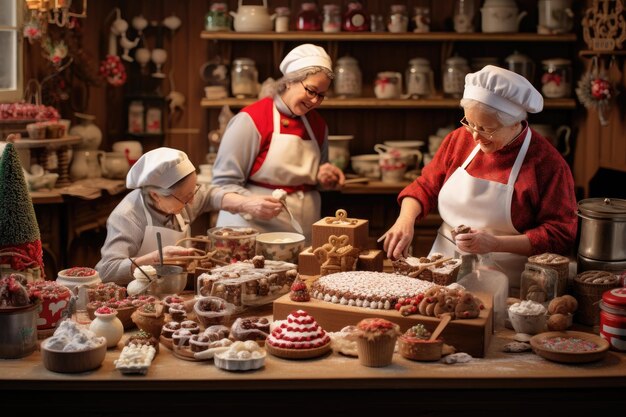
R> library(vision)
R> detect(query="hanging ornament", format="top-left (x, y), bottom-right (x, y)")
top-left (23, 19), bottom-right (42, 44)
top-left (575, 56), bottom-right (618, 127)
top-left (99, 24), bottom-right (127, 87)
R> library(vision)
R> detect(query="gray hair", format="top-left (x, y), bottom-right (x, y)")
top-left (269, 66), bottom-right (335, 96)
top-left (460, 98), bottom-right (527, 127)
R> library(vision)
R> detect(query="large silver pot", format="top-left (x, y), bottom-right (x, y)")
top-left (0, 301), bottom-right (40, 359)
top-left (577, 198), bottom-right (626, 261)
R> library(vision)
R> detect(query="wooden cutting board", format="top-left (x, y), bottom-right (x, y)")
top-left (273, 291), bottom-right (493, 358)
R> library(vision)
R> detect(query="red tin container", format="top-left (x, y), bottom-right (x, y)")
top-left (599, 286), bottom-right (626, 351)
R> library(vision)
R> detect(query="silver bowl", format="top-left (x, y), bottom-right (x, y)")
top-left (150, 264), bottom-right (187, 297)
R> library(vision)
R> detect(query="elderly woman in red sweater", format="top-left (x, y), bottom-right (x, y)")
top-left (381, 65), bottom-right (577, 292)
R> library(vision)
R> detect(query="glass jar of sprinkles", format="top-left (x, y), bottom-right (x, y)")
top-left (600, 287), bottom-right (626, 352)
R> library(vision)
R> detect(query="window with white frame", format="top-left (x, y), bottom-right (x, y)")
top-left (0, 0), bottom-right (23, 103)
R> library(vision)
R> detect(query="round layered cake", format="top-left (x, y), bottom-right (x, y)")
top-left (311, 271), bottom-right (436, 310)
top-left (266, 310), bottom-right (331, 359)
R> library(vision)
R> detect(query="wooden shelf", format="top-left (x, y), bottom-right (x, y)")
top-left (579, 50), bottom-right (626, 57)
top-left (201, 97), bottom-right (577, 110)
top-left (12, 135), bottom-right (82, 149)
top-left (201, 31), bottom-right (577, 43)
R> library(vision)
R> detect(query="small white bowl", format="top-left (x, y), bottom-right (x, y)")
top-left (214, 350), bottom-right (266, 371)
top-left (350, 154), bottom-right (380, 179)
top-left (41, 337), bottom-right (107, 373)
top-left (508, 309), bottom-right (547, 335)
top-left (256, 232), bottom-right (305, 264)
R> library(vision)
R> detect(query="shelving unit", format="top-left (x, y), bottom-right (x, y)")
top-left (199, 8), bottom-right (581, 253)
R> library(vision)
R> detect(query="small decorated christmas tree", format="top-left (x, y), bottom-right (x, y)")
top-left (0, 143), bottom-right (44, 280)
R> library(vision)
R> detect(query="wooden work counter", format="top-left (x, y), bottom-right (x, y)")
top-left (1, 316), bottom-right (624, 415)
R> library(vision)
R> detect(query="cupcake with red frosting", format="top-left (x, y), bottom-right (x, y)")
top-left (266, 309), bottom-right (330, 359)
top-left (355, 318), bottom-right (401, 367)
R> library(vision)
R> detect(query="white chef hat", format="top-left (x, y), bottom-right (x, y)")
top-left (463, 65), bottom-right (543, 116)
top-left (279, 44), bottom-right (332, 75)
top-left (126, 147), bottom-right (195, 189)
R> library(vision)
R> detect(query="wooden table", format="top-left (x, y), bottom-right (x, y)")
top-left (0, 318), bottom-right (624, 415)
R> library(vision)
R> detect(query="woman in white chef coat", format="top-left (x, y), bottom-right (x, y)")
top-left (211, 44), bottom-right (345, 243)
top-left (381, 66), bottom-right (577, 292)
top-left (95, 147), bottom-right (282, 284)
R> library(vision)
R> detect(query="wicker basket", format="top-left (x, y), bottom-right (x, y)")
top-left (573, 271), bottom-right (620, 326)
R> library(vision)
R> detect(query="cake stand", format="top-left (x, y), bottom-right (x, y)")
top-left (13, 136), bottom-right (82, 188)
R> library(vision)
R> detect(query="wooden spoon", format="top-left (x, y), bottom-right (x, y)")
top-left (429, 313), bottom-right (452, 342)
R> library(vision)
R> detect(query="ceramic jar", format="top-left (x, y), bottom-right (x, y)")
top-left (443, 56), bottom-right (470, 98)
top-left (70, 150), bottom-right (103, 180)
top-left (112, 140), bottom-right (143, 165)
top-left (413, 6), bottom-right (430, 33)
top-left (334, 56), bottom-right (362, 98)
top-left (374, 71), bottom-right (402, 99)
top-left (89, 307), bottom-right (124, 348)
top-left (541, 58), bottom-right (572, 98)
top-left (69, 113), bottom-right (102, 151)
top-left (375, 145), bottom-right (408, 183)
top-left (505, 51), bottom-right (535, 83)
top-left (405, 58), bottom-right (434, 98)
top-left (231, 58), bottom-right (259, 98)
top-left (328, 135), bottom-right (354, 170)
top-left (531, 124), bottom-right (571, 155)
top-left (343, 1), bottom-right (369, 32)
top-left (387, 4), bottom-right (409, 33)
top-left (274, 7), bottom-right (290, 32)
top-left (481, 0), bottom-right (527, 33)
top-left (230, 0), bottom-right (275, 32)
top-left (454, 0), bottom-right (476, 33)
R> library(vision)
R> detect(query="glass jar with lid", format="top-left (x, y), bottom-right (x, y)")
top-left (541, 58), bottom-right (572, 98)
top-left (505, 51), bottom-right (535, 83)
top-left (323, 4), bottom-right (341, 33)
top-left (334, 56), bottom-right (362, 98)
top-left (205, 2), bottom-right (231, 31)
top-left (405, 58), bottom-right (434, 99)
top-left (275, 7), bottom-right (290, 32)
top-left (231, 58), bottom-right (258, 98)
top-left (296, 2), bottom-right (321, 31)
top-left (443, 55), bottom-right (470, 98)
top-left (387, 4), bottom-right (408, 33)
top-left (343, 1), bottom-right (369, 32)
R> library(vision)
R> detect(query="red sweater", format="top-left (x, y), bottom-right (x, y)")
top-left (399, 125), bottom-right (578, 255)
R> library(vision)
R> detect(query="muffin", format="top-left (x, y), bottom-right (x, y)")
top-left (354, 318), bottom-right (401, 367)
top-left (397, 324), bottom-right (442, 361)
top-left (130, 302), bottom-right (165, 338)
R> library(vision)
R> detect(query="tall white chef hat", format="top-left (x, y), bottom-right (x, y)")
top-left (279, 44), bottom-right (332, 75)
top-left (126, 147), bottom-right (195, 189)
top-left (463, 65), bottom-right (543, 116)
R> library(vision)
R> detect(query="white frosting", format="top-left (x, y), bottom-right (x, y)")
top-left (509, 299), bottom-right (547, 315)
top-left (114, 343), bottom-right (156, 373)
top-left (44, 319), bottom-right (104, 352)
top-left (313, 271), bottom-right (436, 310)
top-left (133, 265), bottom-right (157, 280)
top-left (267, 310), bottom-right (329, 349)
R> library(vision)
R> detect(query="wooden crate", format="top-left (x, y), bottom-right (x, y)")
top-left (273, 291), bottom-right (493, 358)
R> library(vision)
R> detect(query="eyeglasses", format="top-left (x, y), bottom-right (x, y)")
top-left (171, 184), bottom-right (200, 206)
top-left (300, 81), bottom-right (326, 101)
top-left (460, 116), bottom-right (502, 140)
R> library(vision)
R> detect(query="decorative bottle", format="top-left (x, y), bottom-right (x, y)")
top-left (69, 113), bottom-right (102, 151)
top-left (89, 306), bottom-right (124, 348)
top-left (296, 2), bottom-right (321, 31)
top-left (343, 1), bottom-right (369, 32)
top-left (323, 4), bottom-right (341, 33)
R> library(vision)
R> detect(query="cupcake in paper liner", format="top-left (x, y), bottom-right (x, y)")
top-left (355, 318), bottom-right (401, 367)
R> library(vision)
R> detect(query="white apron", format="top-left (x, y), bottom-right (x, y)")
top-left (136, 193), bottom-right (191, 257)
top-left (431, 129), bottom-right (532, 292)
top-left (216, 104), bottom-right (321, 243)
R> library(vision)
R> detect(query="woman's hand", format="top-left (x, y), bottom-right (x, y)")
top-left (158, 246), bottom-right (196, 262)
top-left (382, 217), bottom-right (415, 260)
top-left (239, 195), bottom-right (283, 220)
top-left (317, 162), bottom-right (345, 190)
top-left (454, 229), bottom-right (498, 254)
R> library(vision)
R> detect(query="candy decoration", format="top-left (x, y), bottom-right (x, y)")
top-left (575, 56), bottom-right (619, 127)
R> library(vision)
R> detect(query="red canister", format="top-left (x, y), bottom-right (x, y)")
top-left (599, 286), bottom-right (626, 351)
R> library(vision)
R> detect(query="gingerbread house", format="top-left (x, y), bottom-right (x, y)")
top-left (298, 209), bottom-right (383, 276)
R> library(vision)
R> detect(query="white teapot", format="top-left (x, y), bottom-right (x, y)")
top-left (481, 0), bottom-right (527, 33)
top-left (100, 152), bottom-right (130, 179)
top-left (230, 0), bottom-right (275, 32)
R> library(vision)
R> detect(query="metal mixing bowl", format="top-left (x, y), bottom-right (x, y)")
top-left (150, 264), bottom-right (187, 297)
